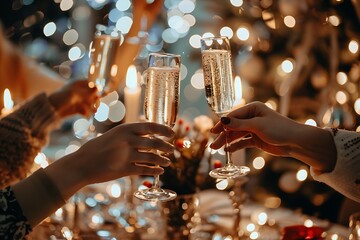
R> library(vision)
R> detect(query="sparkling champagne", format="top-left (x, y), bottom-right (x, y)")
top-left (202, 49), bottom-right (235, 116)
top-left (144, 66), bottom-right (180, 128)
top-left (88, 34), bottom-right (120, 95)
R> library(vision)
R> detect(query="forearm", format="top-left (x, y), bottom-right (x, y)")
top-left (288, 123), bottom-right (337, 173)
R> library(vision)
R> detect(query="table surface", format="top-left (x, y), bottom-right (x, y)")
top-left (28, 187), bottom-right (349, 240)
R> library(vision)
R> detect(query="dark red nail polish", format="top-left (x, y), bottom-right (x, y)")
top-left (221, 117), bottom-right (231, 125)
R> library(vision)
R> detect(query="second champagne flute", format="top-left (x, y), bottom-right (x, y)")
top-left (134, 53), bottom-right (181, 202)
top-left (200, 36), bottom-right (250, 179)
top-left (82, 25), bottom-right (121, 140)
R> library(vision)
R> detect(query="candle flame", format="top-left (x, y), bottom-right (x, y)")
top-left (234, 76), bottom-right (243, 99)
top-left (126, 65), bottom-right (138, 90)
top-left (3, 88), bottom-right (14, 110)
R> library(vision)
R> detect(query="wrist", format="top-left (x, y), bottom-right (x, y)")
top-left (44, 152), bottom-right (86, 200)
top-left (290, 123), bottom-right (337, 172)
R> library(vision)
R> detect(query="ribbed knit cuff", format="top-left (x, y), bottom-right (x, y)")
top-left (310, 128), bottom-right (360, 202)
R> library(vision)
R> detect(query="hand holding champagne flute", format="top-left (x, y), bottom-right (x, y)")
top-left (134, 53), bottom-right (181, 202)
top-left (200, 36), bottom-right (250, 179)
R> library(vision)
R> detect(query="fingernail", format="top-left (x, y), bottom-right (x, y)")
top-left (221, 117), bottom-right (231, 125)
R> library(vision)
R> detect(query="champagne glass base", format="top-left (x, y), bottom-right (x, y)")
top-left (134, 188), bottom-right (177, 202)
top-left (209, 165), bottom-right (250, 179)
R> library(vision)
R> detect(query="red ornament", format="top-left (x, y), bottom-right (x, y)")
top-left (178, 119), bottom-right (184, 125)
top-left (213, 160), bottom-right (222, 169)
top-left (281, 225), bottom-right (325, 240)
top-left (175, 138), bottom-right (185, 149)
top-left (142, 180), bottom-right (153, 188)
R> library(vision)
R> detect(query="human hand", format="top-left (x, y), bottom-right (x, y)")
top-left (48, 79), bottom-right (98, 118)
top-left (210, 101), bottom-right (301, 157)
top-left (46, 122), bottom-right (175, 199)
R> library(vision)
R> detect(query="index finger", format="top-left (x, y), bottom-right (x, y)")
top-left (211, 102), bottom-right (263, 133)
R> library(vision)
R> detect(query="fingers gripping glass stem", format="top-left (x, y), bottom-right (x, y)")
top-left (209, 126), bottom-right (250, 179)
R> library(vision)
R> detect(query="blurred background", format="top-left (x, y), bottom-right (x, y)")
top-left (1, 0), bottom-right (359, 225)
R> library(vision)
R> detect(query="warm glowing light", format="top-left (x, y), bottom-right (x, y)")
top-left (304, 219), bottom-right (313, 227)
top-left (189, 34), bottom-right (201, 48)
top-left (94, 102), bottom-right (110, 122)
top-left (257, 212), bottom-right (268, 225)
top-left (328, 15), bottom-right (340, 26)
top-left (55, 208), bottom-right (63, 218)
top-left (250, 231), bottom-right (259, 239)
top-left (322, 108), bottom-right (333, 125)
top-left (60, 0), bottom-right (74, 11)
top-left (234, 76), bottom-right (243, 99)
top-left (63, 29), bottom-right (78, 45)
top-left (331, 234), bottom-right (340, 240)
top-left (355, 99), bottom-right (360, 115)
top-left (230, 0), bottom-right (243, 7)
top-left (284, 15), bottom-right (296, 28)
top-left (183, 14), bottom-right (196, 27)
top-left (43, 22), bottom-right (56, 36)
top-left (349, 40), bottom-right (359, 54)
top-left (202, 32), bottom-right (215, 39)
top-left (34, 152), bottom-right (49, 168)
top-left (246, 223), bottom-right (256, 232)
top-left (178, 0), bottom-right (195, 14)
top-left (216, 179), bottom-right (228, 190)
top-left (116, 0), bottom-right (131, 11)
top-left (3, 88), bottom-right (14, 110)
top-left (253, 156), bottom-right (265, 170)
top-left (336, 72), bottom-right (348, 85)
top-left (106, 183), bottom-right (121, 198)
top-left (305, 119), bottom-right (317, 126)
top-left (68, 46), bottom-right (82, 61)
top-left (281, 59), bottom-right (294, 73)
top-left (335, 91), bottom-right (347, 104)
top-left (236, 27), bottom-right (250, 41)
top-left (116, 16), bottom-right (133, 34)
top-left (126, 65), bottom-right (138, 89)
top-left (264, 197), bottom-right (281, 208)
top-left (190, 70), bottom-right (205, 89)
top-left (220, 26), bottom-right (234, 39)
top-left (265, 99), bottom-right (277, 110)
top-left (296, 169), bottom-right (308, 181)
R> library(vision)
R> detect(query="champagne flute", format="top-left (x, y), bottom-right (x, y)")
top-left (134, 52), bottom-right (181, 202)
top-left (80, 24), bottom-right (121, 139)
top-left (200, 36), bottom-right (250, 179)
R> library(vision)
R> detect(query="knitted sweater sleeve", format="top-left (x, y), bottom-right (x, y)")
top-left (310, 128), bottom-right (360, 203)
top-left (0, 93), bottom-right (59, 188)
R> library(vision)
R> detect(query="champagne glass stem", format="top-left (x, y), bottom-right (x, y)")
top-left (152, 172), bottom-right (160, 189)
top-left (224, 127), bottom-right (233, 167)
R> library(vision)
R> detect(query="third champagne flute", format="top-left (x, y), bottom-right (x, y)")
top-left (200, 36), bottom-right (250, 179)
top-left (133, 53), bottom-right (181, 202)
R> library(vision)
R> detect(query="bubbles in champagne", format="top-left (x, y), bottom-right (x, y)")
top-left (202, 49), bottom-right (235, 115)
top-left (144, 67), bottom-right (180, 127)
top-left (88, 35), bottom-right (120, 96)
